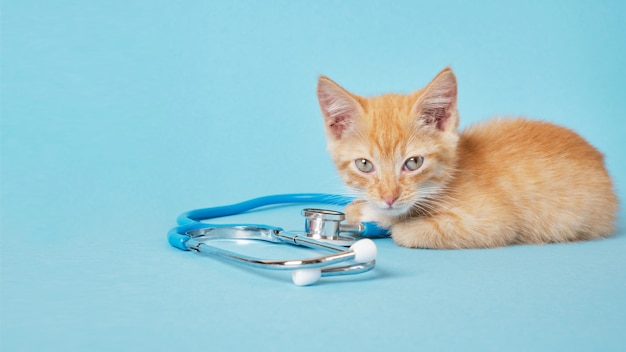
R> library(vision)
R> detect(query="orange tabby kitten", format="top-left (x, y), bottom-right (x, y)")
top-left (317, 68), bottom-right (618, 248)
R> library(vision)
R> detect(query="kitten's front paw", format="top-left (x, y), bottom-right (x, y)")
top-left (345, 200), bottom-right (366, 224)
top-left (345, 199), bottom-right (398, 229)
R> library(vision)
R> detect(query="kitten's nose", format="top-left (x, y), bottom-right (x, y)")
top-left (383, 196), bottom-right (399, 207)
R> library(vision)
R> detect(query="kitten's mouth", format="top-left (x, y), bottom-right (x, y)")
top-left (377, 202), bottom-right (410, 217)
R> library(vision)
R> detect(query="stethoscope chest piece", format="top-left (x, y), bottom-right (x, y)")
top-left (302, 208), bottom-right (356, 246)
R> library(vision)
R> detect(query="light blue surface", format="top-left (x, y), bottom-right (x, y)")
top-left (2, 1), bottom-right (625, 351)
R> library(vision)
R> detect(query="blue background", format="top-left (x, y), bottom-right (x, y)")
top-left (2, 1), bottom-right (625, 351)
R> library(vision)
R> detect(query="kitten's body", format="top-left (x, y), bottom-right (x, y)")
top-left (317, 68), bottom-right (617, 248)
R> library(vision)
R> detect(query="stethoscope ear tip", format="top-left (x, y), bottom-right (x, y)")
top-left (292, 268), bottom-right (322, 286)
top-left (349, 238), bottom-right (378, 263)
top-left (291, 239), bottom-right (377, 286)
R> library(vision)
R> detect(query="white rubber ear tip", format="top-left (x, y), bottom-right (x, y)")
top-left (292, 268), bottom-right (322, 286)
top-left (349, 238), bottom-right (377, 263)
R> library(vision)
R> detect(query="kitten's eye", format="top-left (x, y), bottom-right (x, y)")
top-left (355, 158), bottom-right (375, 173)
top-left (404, 156), bottom-right (424, 171)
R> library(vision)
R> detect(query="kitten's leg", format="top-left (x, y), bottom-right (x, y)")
top-left (390, 211), bottom-right (517, 249)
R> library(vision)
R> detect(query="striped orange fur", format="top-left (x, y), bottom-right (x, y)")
top-left (317, 68), bottom-right (618, 248)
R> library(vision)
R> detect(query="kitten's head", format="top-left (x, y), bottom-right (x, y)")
top-left (317, 68), bottom-right (460, 219)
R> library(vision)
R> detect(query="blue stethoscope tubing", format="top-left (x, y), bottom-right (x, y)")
top-left (178, 193), bottom-right (345, 225)
top-left (167, 193), bottom-right (390, 285)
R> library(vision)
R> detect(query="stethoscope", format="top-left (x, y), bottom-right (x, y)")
top-left (168, 194), bottom-right (389, 286)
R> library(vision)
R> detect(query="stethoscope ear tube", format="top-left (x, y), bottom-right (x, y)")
top-left (175, 225), bottom-right (378, 286)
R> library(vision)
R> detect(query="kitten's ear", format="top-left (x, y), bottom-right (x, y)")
top-left (317, 76), bottom-right (364, 140)
top-left (412, 67), bottom-right (458, 132)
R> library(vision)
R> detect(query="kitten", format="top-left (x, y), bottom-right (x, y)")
top-left (317, 68), bottom-right (618, 248)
